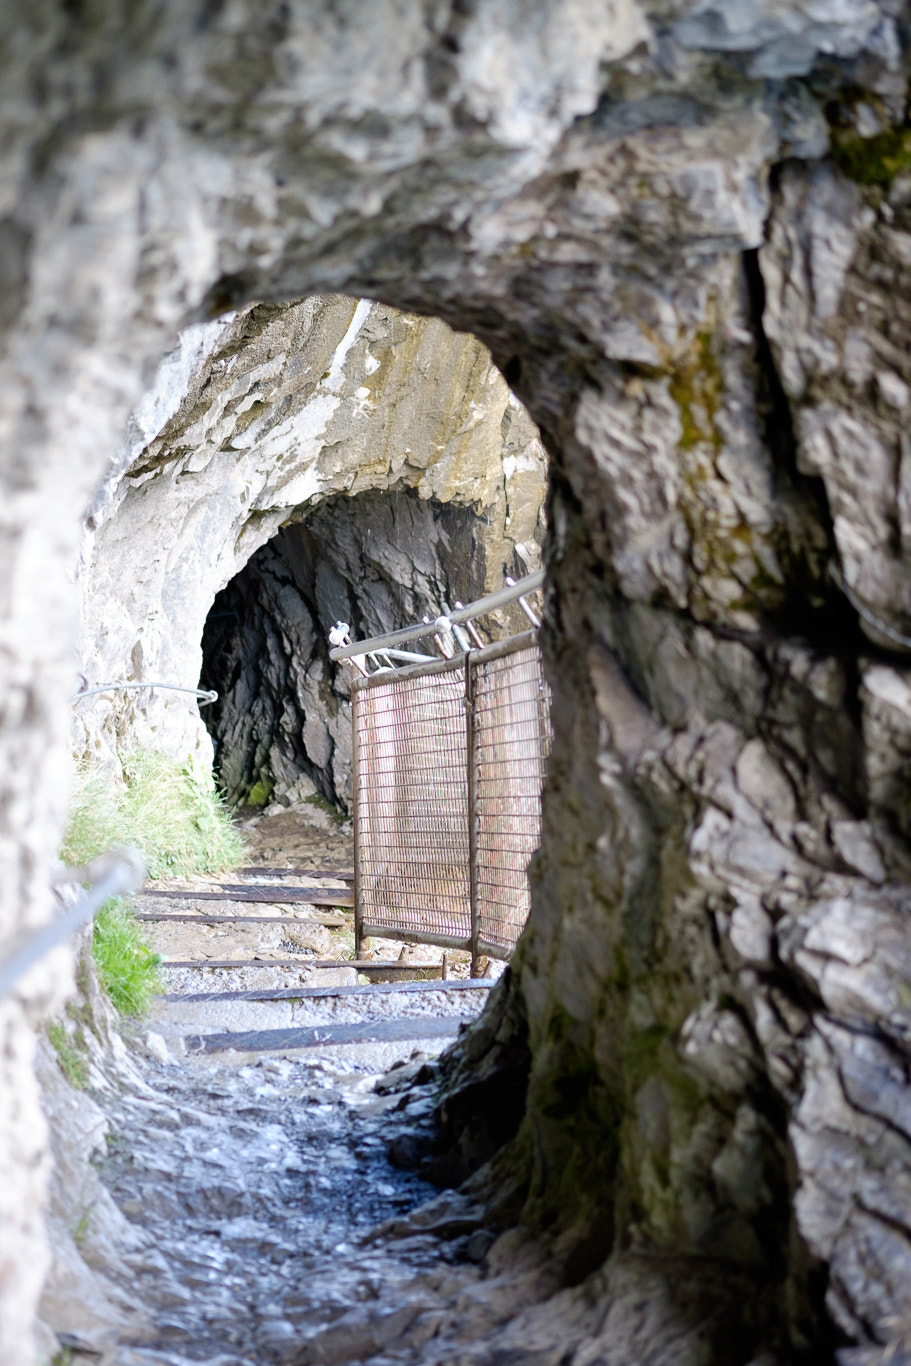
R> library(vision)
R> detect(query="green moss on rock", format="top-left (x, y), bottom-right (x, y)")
top-left (246, 773), bottom-right (274, 807)
top-left (668, 331), bottom-right (723, 453)
top-left (831, 123), bottom-right (911, 186)
top-left (46, 1021), bottom-right (88, 1089)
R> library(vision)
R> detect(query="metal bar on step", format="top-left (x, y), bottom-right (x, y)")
top-left (141, 886), bottom-right (352, 906)
top-left (238, 867), bottom-right (354, 880)
top-left (166, 979), bottom-right (494, 1002)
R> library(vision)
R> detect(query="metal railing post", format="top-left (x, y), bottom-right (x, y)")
top-left (465, 651), bottom-right (481, 976)
top-left (352, 684), bottom-right (364, 960)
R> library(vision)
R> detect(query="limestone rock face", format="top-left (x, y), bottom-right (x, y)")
top-left (2, 3), bottom-right (911, 1361)
top-left (76, 297), bottom-right (544, 779)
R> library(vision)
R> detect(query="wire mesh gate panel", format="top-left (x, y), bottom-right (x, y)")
top-left (352, 631), bottom-right (551, 961)
top-left (471, 641), bottom-right (551, 955)
top-left (354, 658), bottom-right (471, 948)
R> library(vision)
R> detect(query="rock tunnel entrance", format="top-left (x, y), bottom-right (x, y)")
top-left (15, 6), bottom-right (911, 1364)
top-left (199, 485), bottom-right (532, 813)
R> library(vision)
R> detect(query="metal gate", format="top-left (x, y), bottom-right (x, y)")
top-left (352, 630), bottom-right (551, 964)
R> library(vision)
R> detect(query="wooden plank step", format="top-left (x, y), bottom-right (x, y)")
top-left (135, 912), bottom-right (348, 927)
top-left (186, 1015), bottom-right (473, 1054)
top-left (162, 979), bottom-right (492, 1002)
top-left (239, 866), bottom-right (354, 880)
top-left (143, 887), bottom-right (353, 907)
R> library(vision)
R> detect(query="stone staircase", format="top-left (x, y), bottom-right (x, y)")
top-left (135, 865), bottom-right (490, 1068)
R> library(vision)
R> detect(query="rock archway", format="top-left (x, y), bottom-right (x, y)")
top-left (74, 297), bottom-right (545, 774)
top-left (3, 5), bottom-right (911, 1362)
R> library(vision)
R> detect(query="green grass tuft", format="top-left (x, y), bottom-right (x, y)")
top-left (118, 750), bottom-right (246, 877)
top-left (63, 749), bottom-right (245, 879)
top-left (92, 899), bottom-right (162, 1016)
top-left (60, 767), bottom-right (122, 869)
top-left (61, 749), bottom-right (244, 1014)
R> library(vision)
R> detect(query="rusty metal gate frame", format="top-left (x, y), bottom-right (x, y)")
top-left (351, 629), bottom-right (550, 969)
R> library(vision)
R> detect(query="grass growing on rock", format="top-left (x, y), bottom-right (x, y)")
top-left (92, 899), bottom-right (162, 1016)
top-left (62, 750), bottom-right (245, 1015)
top-left (63, 750), bottom-right (246, 878)
top-left (46, 1020), bottom-right (88, 1088)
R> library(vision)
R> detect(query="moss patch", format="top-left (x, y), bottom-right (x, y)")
top-left (668, 330), bottom-right (723, 453)
top-left (246, 774), bottom-right (274, 807)
top-left (305, 791), bottom-right (349, 826)
top-left (70, 1206), bottom-right (93, 1247)
top-left (521, 1012), bottom-right (623, 1257)
top-left (46, 1021), bottom-right (88, 1089)
top-left (830, 122), bottom-right (911, 186)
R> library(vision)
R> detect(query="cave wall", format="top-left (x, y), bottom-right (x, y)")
top-left (2, 4), bottom-right (911, 1361)
top-left (201, 486), bottom-right (541, 809)
top-left (76, 296), bottom-right (544, 773)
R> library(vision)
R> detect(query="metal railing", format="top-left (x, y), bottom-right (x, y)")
top-left (329, 568), bottom-right (545, 668)
top-left (332, 572), bottom-right (550, 972)
top-left (0, 849), bottom-right (146, 1002)
top-left (71, 680), bottom-right (218, 706)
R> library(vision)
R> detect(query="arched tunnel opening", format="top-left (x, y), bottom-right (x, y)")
top-left (15, 8), bottom-right (911, 1364)
top-left (199, 485), bottom-right (541, 814)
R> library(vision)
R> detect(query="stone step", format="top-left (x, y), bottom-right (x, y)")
top-left (151, 979), bottom-right (488, 1037)
top-left (185, 1014), bottom-right (476, 1054)
top-left (143, 886), bottom-right (353, 907)
top-left (135, 911), bottom-right (349, 927)
top-left (152, 995), bottom-right (299, 1033)
top-left (158, 960), bottom-right (360, 997)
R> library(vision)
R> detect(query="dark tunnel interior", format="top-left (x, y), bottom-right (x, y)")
top-left (199, 486), bottom-right (531, 812)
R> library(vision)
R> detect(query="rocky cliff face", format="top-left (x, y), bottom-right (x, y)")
top-left (3, 4), bottom-right (911, 1362)
top-left (76, 296), bottom-right (544, 784)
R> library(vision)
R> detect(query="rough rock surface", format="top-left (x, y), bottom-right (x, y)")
top-left (3, 3), bottom-right (911, 1362)
top-left (75, 297), bottom-right (545, 780)
top-left (200, 484), bottom-right (542, 808)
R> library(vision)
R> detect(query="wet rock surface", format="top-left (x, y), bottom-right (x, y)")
top-left (94, 1048), bottom-right (475, 1366)
top-left (56, 1034), bottom-right (775, 1366)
